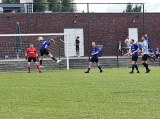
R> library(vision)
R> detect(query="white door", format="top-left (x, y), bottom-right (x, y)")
top-left (64, 28), bottom-right (84, 57)
top-left (129, 28), bottom-right (138, 43)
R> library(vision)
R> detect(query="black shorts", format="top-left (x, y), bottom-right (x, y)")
top-left (76, 45), bottom-right (79, 51)
top-left (142, 54), bottom-right (149, 61)
top-left (40, 49), bottom-right (49, 56)
top-left (132, 56), bottom-right (138, 62)
top-left (90, 58), bottom-right (98, 63)
top-left (28, 57), bottom-right (37, 62)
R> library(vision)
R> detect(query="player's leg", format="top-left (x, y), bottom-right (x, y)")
top-left (130, 57), bottom-right (135, 73)
top-left (141, 55), bottom-right (150, 73)
top-left (134, 60), bottom-right (140, 73)
top-left (96, 60), bottom-right (103, 73)
top-left (77, 51), bottom-right (80, 57)
top-left (122, 50), bottom-right (124, 56)
top-left (85, 62), bottom-right (92, 73)
top-left (149, 53), bottom-right (152, 61)
top-left (48, 53), bottom-right (61, 64)
top-left (153, 54), bottom-right (156, 61)
top-left (27, 58), bottom-right (31, 73)
top-left (40, 49), bottom-right (44, 68)
top-left (77, 46), bottom-right (80, 57)
top-left (85, 59), bottom-right (94, 73)
top-left (34, 58), bottom-right (41, 73)
top-left (130, 60), bottom-right (135, 74)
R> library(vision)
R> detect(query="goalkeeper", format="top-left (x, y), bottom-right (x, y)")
top-left (40, 39), bottom-right (61, 68)
top-left (25, 43), bottom-right (41, 73)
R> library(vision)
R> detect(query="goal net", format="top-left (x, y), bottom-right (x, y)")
top-left (0, 33), bottom-right (69, 70)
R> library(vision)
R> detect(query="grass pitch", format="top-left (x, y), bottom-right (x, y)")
top-left (0, 67), bottom-right (160, 119)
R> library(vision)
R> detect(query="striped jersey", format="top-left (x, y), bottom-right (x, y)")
top-left (142, 40), bottom-right (149, 55)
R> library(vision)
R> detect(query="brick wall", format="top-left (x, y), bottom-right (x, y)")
top-left (0, 13), bottom-right (159, 56)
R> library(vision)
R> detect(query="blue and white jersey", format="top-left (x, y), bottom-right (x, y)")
top-left (91, 47), bottom-right (98, 59)
top-left (131, 44), bottom-right (138, 56)
top-left (142, 40), bottom-right (149, 55)
top-left (40, 41), bottom-right (50, 49)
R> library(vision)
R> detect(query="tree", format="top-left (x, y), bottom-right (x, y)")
top-left (33, 0), bottom-right (49, 12)
top-left (133, 5), bottom-right (142, 12)
top-left (48, 0), bottom-right (61, 12)
top-left (2, 0), bottom-right (19, 3)
top-left (124, 3), bottom-right (142, 12)
top-left (61, 0), bottom-right (76, 12)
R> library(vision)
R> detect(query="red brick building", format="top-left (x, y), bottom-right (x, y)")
top-left (0, 13), bottom-right (159, 56)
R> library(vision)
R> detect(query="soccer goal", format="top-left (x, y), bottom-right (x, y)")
top-left (0, 33), bottom-right (70, 70)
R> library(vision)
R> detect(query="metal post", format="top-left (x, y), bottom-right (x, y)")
top-left (58, 39), bottom-right (61, 70)
top-left (143, 4), bottom-right (145, 35)
top-left (27, 5), bottom-right (30, 47)
top-left (159, 54), bottom-right (160, 67)
top-left (116, 42), bottom-right (119, 68)
top-left (66, 34), bottom-right (69, 70)
top-left (87, 3), bottom-right (90, 61)
top-left (59, 39), bottom-right (61, 60)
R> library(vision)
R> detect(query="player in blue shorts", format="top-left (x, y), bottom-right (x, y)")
top-left (124, 39), bottom-right (140, 74)
top-left (85, 42), bottom-right (103, 73)
top-left (141, 35), bottom-right (150, 73)
top-left (40, 39), bottom-right (61, 68)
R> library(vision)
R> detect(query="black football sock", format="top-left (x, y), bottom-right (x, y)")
top-left (132, 65), bottom-right (135, 72)
top-left (145, 64), bottom-right (149, 71)
top-left (52, 57), bottom-right (57, 61)
top-left (40, 60), bottom-right (42, 65)
top-left (143, 63), bottom-right (149, 71)
top-left (98, 66), bottom-right (102, 71)
top-left (135, 65), bottom-right (139, 71)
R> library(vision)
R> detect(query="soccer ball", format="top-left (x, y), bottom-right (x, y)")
top-left (38, 37), bottom-right (43, 41)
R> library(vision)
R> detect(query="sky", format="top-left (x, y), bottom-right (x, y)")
top-left (74, 0), bottom-right (160, 12)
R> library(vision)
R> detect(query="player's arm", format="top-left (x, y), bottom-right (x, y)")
top-left (132, 48), bottom-right (139, 55)
top-left (35, 49), bottom-right (38, 57)
top-left (91, 48), bottom-right (99, 55)
top-left (124, 39), bottom-right (127, 44)
top-left (25, 49), bottom-right (28, 60)
top-left (45, 45), bottom-right (48, 49)
top-left (93, 51), bottom-right (99, 55)
top-left (35, 49), bottom-right (39, 61)
top-left (124, 51), bottom-right (131, 56)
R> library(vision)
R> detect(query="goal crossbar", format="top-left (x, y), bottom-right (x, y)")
top-left (0, 33), bottom-right (67, 37)
top-left (0, 33), bottom-right (69, 70)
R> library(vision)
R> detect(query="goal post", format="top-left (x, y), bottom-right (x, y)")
top-left (0, 33), bottom-right (69, 70)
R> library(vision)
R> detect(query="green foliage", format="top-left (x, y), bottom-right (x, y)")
top-left (61, 0), bottom-right (76, 12)
top-left (133, 5), bottom-right (142, 12)
top-left (33, 0), bottom-right (49, 12)
top-left (2, 0), bottom-right (19, 3)
top-left (48, 0), bottom-right (61, 12)
top-left (3, 0), bottom-right (76, 12)
top-left (125, 3), bottom-right (142, 13)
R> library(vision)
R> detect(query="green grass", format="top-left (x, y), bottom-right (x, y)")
top-left (0, 67), bottom-right (160, 119)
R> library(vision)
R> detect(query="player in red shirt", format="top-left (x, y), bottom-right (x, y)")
top-left (25, 43), bottom-right (41, 73)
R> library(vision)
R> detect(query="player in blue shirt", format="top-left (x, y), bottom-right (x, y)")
top-left (124, 39), bottom-right (140, 74)
top-left (148, 48), bottom-right (156, 61)
top-left (39, 39), bottom-right (61, 68)
top-left (155, 47), bottom-right (160, 58)
top-left (85, 42), bottom-right (103, 73)
top-left (141, 35), bottom-right (150, 73)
